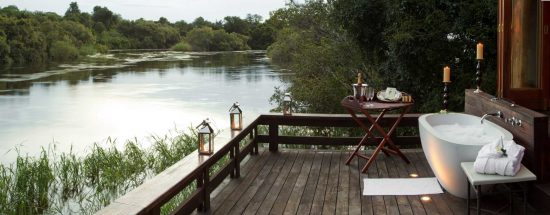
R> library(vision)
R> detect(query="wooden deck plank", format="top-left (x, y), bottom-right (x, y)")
top-left (361, 152), bottom-right (376, 215)
top-left (376, 154), bottom-right (400, 215)
top-left (205, 149), bottom-right (483, 215)
top-left (242, 151), bottom-right (297, 215)
top-left (322, 151), bottom-right (341, 214)
top-left (414, 151), bottom-right (454, 215)
top-left (391, 151), bottom-right (426, 215)
top-left (408, 150), bottom-right (440, 215)
top-left (370, 154), bottom-right (387, 215)
top-left (310, 152), bottom-right (332, 214)
top-left (385, 154), bottom-right (413, 215)
top-left (348, 151), bottom-right (362, 215)
top-left (263, 150), bottom-right (306, 214)
top-left (213, 150), bottom-right (278, 214)
top-left (282, 151), bottom-right (315, 214)
top-left (254, 151), bottom-right (302, 215)
top-left (296, 151), bottom-right (324, 214)
top-left (336, 151), bottom-right (351, 215)
top-left (227, 151), bottom-right (286, 215)
top-left (206, 151), bottom-right (268, 214)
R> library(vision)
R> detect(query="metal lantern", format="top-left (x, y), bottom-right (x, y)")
top-left (229, 102), bottom-right (243, 130)
top-left (196, 118), bottom-right (214, 155)
top-left (283, 93), bottom-right (292, 116)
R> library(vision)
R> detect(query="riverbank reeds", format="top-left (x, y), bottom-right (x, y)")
top-left (0, 128), bottom-right (200, 214)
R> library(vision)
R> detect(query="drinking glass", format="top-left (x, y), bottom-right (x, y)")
top-left (365, 86), bottom-right (374, 107)
top-left (368, 87), bottom-right (375, 101)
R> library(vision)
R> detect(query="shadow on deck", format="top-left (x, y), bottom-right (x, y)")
top-left (199, 148), bottom-right (539, 215)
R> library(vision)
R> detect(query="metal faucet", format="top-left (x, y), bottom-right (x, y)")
top-left (481, 111), bottom-right (503, 124)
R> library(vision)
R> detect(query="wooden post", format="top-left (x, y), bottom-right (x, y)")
top-left (234, 144), bottom-right (240, 178)
top-left (196, 173), bottom-right (204, 211)
top-left (253, 127), bottom-right (258, 155)
top-left (149, 207), bottom-right (160, 215)
top-left (269, 123), bottom-right (278, 152)
top-left (229, 146), bottom-right (235, 178)
top-left (202, 170), bottom-right (210, 211)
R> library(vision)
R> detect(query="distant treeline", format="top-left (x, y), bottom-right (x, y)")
top-left (0, 2), bottom-right (276, 66)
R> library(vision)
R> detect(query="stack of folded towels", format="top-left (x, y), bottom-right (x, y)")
top-left (474, 137), bottom-right (525, 176)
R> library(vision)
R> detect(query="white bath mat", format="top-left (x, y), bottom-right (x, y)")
top-left (363, 177), bottom-right (443, 195)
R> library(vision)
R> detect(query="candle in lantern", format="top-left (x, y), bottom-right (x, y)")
top-left (476, 42), bottom-right (484, 60)
top-left (443, 66), bottom-right (451, 83)
top-left (357, 72), bottom-right (362, 84)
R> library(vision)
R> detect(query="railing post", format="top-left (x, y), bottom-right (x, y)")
top-left (234, 144), bottom-right (240, 178)
top-left (269, 123), bottom-right (278, 152)
top-left (202, 169), bottom-right (210, 211)
top-left (148, 207), bottom-right (160, 215)
top-left (252, 127), bottom-right (258, 155)
top-left (229, 146), bottom-right (235, 178)
top-left (196, 172), bottom-right (204, 211)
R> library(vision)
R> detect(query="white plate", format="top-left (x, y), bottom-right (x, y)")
top-left (377, 90), bottom-right (402, 102)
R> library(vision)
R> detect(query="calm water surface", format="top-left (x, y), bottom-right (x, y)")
top-left (0, 51), bottom-right (284, 164)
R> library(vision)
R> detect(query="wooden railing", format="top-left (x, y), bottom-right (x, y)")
top-left (96, 113), bottom-right (421, 215)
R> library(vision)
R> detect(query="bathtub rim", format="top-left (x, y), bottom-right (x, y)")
top-left (418, 112), bottom-right (513, 146)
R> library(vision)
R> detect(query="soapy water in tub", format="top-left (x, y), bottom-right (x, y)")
top-left (433, 123), bottom-right (499, 145)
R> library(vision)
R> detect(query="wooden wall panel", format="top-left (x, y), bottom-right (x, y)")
top-left (464, 89), bottom-right (548, 182)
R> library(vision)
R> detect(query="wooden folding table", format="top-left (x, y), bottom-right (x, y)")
top-left (341, 96), bottom-right (412, 173)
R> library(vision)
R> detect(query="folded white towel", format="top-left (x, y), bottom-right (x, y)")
top-left (477, 138), bottom-right (505, 159)
top-left (503, 140), bottom-right (525, 176)
top-left (474, 138), bottom-right (525, 176)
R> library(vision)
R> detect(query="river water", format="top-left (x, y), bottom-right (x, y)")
top-left (0, 50), bottom-right (285, 165)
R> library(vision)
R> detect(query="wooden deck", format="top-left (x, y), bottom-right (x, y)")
top-left (197, 148), bottom-right (543, 215)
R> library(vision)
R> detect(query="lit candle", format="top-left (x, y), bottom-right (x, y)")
top-left (476, 42), bottom-right (484, 60)
top-left (443, 66), bottom-right (451, 83)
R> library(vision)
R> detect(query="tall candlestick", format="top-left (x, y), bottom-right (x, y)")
top-left (474, 59), bottom-right (483, 93)
top-left (441, 82), bottom-right (450, 114)
top-left (476, 43), bottom-right (484, 60)
top-left (443, 66), bottom-right (451, 83)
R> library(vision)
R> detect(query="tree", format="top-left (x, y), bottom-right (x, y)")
top-left (192, 17), bottom-right (209, 28)
top-left (174, 20), bottom-right (192, 36)
top-left (267, 0), bottom-right (498, 113)
top-left (158, 17), bottom-right (169, 25)
top-left (267, 1), bottom-right (364, 113)
top-left (223, 16), bottom-right (249, 35)
top-left (60, 20), bottom-right (95, 46)
top-left (247, 22), bottom-right (274, 50)
top-left (64, 2), bottom-right (81, 21)
top-left (92, 6), bottom-right (119, 30)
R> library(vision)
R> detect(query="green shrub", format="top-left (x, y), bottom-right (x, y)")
top-left (78, 44), bottom-right (96, 56)
top-left (171, 41), bottom-right (191, 51)
top-left (185, 27), bottom-right (250, 51)
top-left (95, 44), bottom-right (109, 53)
top-left (49, 41), bottom-right (79, 61)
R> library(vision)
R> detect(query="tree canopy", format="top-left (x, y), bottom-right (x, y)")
top-left (267, 0), bottom-right (498, 113)
top-left (0, 2), bottom-right (276, 66)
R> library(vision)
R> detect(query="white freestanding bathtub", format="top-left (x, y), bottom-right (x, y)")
top-left (418, 113), bottom-right (513, 198)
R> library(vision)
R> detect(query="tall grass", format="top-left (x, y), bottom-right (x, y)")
top-left (0, 127), bottom-right (201, 214)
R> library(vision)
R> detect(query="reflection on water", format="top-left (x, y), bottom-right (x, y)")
top-left (0, 50), bottom-right (283, 164)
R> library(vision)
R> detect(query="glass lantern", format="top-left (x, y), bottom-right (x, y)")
top-left (229, 102), bottom-right (242, 130)
top-left (283, 93), bottom-right (292, 116)
top-left (196, 118), bottom-right (214, 155)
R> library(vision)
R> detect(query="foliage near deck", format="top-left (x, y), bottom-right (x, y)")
top-left (0, 129), bottom-right (199, 214)
top-left (268, 0), bottom-right (497, 113)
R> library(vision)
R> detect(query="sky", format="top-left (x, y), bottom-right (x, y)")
top-left (0, 0), bottom-right (292, 22)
